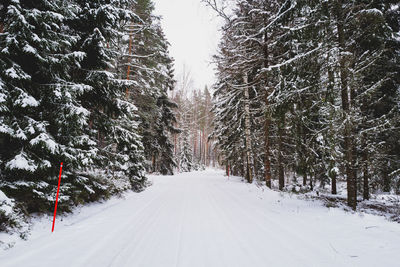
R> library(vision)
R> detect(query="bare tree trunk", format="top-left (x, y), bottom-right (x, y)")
top-left (264, 114), bottom-right (272, 188)
top-left (331, 169), bottom-right (337, 195)
top-left (194, 131), bottom-right (197, 160)
top-left (174, 130), bottom-right (177, 156)
top-left (203, 129), bottom-right (206, 165)
top-left (263, 31), bottom-right (272, 188)
top-left (383, 167), bottom-right (390, 192)
top-left (336, 2), bottom-right (357, 210)
top-left (243, 73), bottom-right (254, 183)
top-left (327, 38), bottom-right (337, 196)
top-left (362, 149), bottom-right (369, 200)
top-left (152, 154), bottom-right (156, 173)
top-left (199, 130), bottom-right (202, 164)
top-left (278, 116), bottom-right (285, 190)
top-left (206, 140), bottom-right (209, 166)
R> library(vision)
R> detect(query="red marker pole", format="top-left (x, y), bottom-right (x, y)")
top-left (52, 162), bottom-right (63, 232)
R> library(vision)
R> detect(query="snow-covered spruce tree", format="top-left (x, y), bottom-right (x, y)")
top-left (69, 0), bottom-right (147, 193)
top-left (208, 0), bottom-right (400, 209)
top-left (276, 0), bottom-right (328, 191)
top-left (0, 0), bottom-right (96, 213)
top-left (319, 0), bottom-right (400, 208)
top-left (350, 1), bottom-right (400, 197)
top-left (153, 31), bottom-right (179, 175)
top-left (129, 0), bottom-right (179, 175)
top-left (211, 0), bottom-right (266, 183)
top-left (173, 90), bottom-right (195, 173)
top-left (156, 90), bottom-right (179, 175)
top-left (179, 126), bottom-right (193, 173)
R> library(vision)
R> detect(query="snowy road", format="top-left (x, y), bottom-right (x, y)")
top-left (1, 169), bottom-right (400, 267)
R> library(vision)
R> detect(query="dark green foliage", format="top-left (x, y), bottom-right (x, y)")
top-left (130, 0), bottom-right (179, 175)
top-left (0, 0), bottom-right (178, 233)
top-left (211, 0), bottom-right (400, 207)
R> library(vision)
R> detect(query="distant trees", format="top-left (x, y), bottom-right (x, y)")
top-left (206, 0), bottom-right (400, 209)
top-left (171, 74), bottom-right (216, 172)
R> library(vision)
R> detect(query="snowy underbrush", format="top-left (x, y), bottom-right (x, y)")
top-left (300, 193), bottom-right (400, 223)
top-left (0, 170), bottom-right (148, 249)
top-left (174, 163), bottom-right (206, 174)
top-left (0, 187), bottom-right (139, 252)
top-left (0, 190), bottom-right (30, 250)
top-left (267, 177), bottom-right (400, 223)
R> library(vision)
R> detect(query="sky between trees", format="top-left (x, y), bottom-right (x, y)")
top-left (153, 0), bottom-right (223, 90)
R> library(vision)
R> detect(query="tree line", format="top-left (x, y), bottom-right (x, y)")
top-left (206, 0), bottom-right (400, 209)
top-left (0, 0), bottom-right (177, 230)
top-left (171, 69), bottom-right (217, 173)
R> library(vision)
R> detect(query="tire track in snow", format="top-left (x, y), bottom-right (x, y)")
top-left (206, 182), bottom-right (270, 267)
top-left (105, 190), bottom-right (172, 267)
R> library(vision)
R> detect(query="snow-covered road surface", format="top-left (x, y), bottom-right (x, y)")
top-left (1, 169), bottom-right (400, 267)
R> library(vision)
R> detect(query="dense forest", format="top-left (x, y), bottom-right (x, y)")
top-left (1, 0), bottom-right (400, 235)
top-left (205, 0), bottom-right (400, 210)
top-left (0, 0), bottom-right (179, 231)
top-left (1, 0), bottom-right (400, 264)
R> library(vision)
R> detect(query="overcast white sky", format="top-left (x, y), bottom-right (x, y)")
top-left (153, 0), bottom-right (223, 90)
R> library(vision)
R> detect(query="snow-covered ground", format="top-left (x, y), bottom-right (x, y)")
top-left (1, 169), bottom-right (400, 267)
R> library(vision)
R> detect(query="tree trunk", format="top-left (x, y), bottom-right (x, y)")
top-left (331, 170), bottom-right (337, 195)
top-left (303, 173), bottom-right (307, 187)
top-left (278, 116), bottom-right (285, 190)
top-left (336, 2), bottom-right (357, 210)
top-left (206, 140), bottom-right (209, 166)
top-left (194, 131), bottom-right (197, 159)
top-left (263, 30), bottom-right (272, 188)
top-left (243, 73), bottom-right (254, 183)
top-left (327, 35), bottom-right (337, 196)
top-left (199, 130), bottom-right (202, 164)
top-left (203, 129), bottom-right (206, 165)
top-left (264, 115), bottom-right (272, 188)
top-left (363, 151), bottom-right (369, 200)
top-left (152, 154), bottom-right (156, 173)
top-left (174, 132), bottom-right (177, 156)
top-left (383, 168), bottom-right (390, 193)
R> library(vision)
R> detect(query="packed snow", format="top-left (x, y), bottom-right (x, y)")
top-left (0, 169), bottom-right (399, 267)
